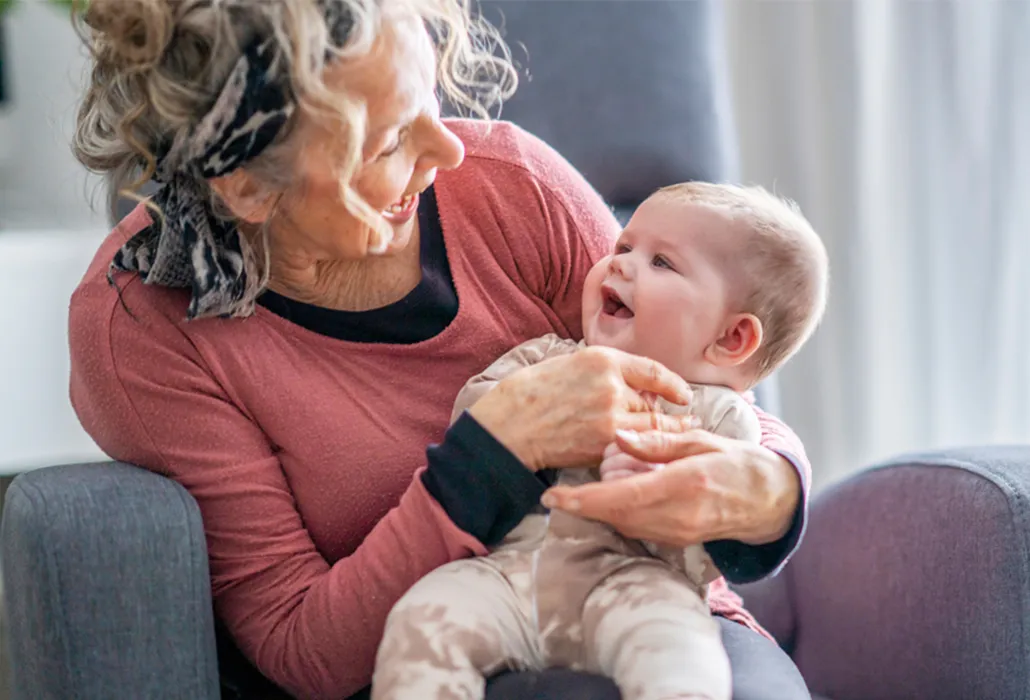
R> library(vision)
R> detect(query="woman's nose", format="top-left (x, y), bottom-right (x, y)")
top-left (418, 116), bottom-right (465, 172)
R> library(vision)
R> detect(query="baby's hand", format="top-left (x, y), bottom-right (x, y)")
top-left (599, 441), bottom-right (657, 481)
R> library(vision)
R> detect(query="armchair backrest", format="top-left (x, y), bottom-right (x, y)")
top-left (479, 0), bottom-right (740, 208)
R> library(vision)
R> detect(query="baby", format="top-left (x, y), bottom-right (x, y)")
top-left (372, 182), bottom-right (829, 700)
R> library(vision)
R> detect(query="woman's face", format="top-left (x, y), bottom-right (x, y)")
top-left (270, 11), bottom-right (465, 263)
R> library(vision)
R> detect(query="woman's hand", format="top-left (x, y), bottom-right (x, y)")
top-left (541, 428), bottom-right (801, 547)
top-left (468, 347), bottom-right (695, 472)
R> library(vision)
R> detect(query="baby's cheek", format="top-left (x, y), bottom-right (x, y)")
top-left (581, 258), bottom-right (611, 321)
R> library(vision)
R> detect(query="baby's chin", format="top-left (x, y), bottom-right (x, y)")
top-left (583, 318), bottom-right (632, 353)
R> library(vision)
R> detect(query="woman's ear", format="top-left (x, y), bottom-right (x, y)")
top-left (705, 313), bottom-right (763, 367)
top-left (208, 170), bottom-right (277, 225)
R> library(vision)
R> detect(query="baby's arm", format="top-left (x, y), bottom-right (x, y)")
top-left (450, 333), bottom-right (580, 425)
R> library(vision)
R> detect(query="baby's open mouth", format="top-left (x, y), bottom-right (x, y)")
top-left (602, 286), bottom-right (634, 319)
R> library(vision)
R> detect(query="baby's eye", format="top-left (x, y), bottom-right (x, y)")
top-left (651, 254), bottom-right (675, 271)
top-left (614, 243), bottom-right (632, 255)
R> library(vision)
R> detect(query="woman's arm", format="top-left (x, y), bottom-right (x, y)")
top-left (704, 407), bottom-right (810, 583)
top-left (68, 281), bottom-right (544, 699)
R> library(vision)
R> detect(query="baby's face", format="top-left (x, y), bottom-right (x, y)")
top-left (582, 196), bottom-right (738, 380)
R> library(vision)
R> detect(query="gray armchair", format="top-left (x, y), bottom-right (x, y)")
top-left (3, 2), bottom-right (1028, 700)
top-left (737, 446), bottom-right (1030, 700)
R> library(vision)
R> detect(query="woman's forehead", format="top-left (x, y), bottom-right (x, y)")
top-left (324, 12), bottom-right (435, 134)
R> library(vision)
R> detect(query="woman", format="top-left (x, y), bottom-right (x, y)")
top-left (69, 1), bottom-right (811, 699)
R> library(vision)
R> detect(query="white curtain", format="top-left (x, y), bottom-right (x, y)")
top-left (724, 0), bottom-right (1030, 488)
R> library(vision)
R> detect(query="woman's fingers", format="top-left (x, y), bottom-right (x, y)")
top-left (615, 428), bottom-right (722, 463)
top-left (609, 350), bottom-right (692, 406)
top-left (601, 469), bottom-right (638, 482)
top-left (543, 469), bottom-right (667, 518)
top-left (619, 410), bottom-right (698, 435)
top-left (543, 463), bottom-right (716, 546)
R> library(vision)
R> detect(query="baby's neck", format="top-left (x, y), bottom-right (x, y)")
top-left (678, 363), bottom-right (750, 394)
top-left (582, 339), bottom-right (750, 393)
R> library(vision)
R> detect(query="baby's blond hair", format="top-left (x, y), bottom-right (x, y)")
top-left (654, 182), bottom-right (829, 383)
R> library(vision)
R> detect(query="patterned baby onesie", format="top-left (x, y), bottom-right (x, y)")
top-left (372, 334), bottom-right (761, 700)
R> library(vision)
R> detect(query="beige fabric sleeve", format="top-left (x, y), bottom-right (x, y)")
top-left (690, 385), bottom-right (763, 444)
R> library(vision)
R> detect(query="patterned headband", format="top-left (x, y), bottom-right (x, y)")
top-left (109, 1), bottom-right (356, 320)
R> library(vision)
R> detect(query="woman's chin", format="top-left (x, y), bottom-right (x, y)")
top-left (369, 221), bottom-right (415, 256)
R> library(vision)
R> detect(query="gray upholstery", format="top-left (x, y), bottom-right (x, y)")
top-left (8, 451), bottom-right (1030, 700)
top-left (1, 463), bottom-right (220, 699)
top-left (479, 0), bottom-right (740, 207)
top-left (737, 446), bottom-right (1030, 700)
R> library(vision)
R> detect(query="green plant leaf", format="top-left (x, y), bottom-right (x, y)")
top-left (0, 0), bottom-right (16, 18)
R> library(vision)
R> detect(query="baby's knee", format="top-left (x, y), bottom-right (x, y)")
top-left (379, 565), bottom-right (514, 667)
top-left (385, 560), bottom-right (485, 626)
top-left (583, 568), bottom-right (730, 700)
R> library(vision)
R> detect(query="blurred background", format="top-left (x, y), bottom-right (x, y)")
top-left (0, 0), bottom-right (1028, 490)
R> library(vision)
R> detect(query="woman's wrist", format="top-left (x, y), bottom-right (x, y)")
top-left (733, 447), bottom-right (802, 546)
top-left (422, 412), bottom-right (546, 545)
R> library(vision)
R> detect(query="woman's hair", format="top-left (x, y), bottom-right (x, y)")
top-left (72, 0), bottom-right (516, 288)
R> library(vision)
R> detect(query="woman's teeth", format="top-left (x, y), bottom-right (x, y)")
top-left (384, 193), bottom-right (416, 215)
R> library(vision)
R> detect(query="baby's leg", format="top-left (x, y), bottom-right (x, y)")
top-left (372, 558), bottom-right (540, 700)
top-left (581, 561), bottom-right (731, 700)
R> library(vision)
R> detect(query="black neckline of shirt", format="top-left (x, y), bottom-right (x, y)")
top-left (257, 186), bottom-right (458, 344)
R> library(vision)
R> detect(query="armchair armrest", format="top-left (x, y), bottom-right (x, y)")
top-left (1, 462), bottom-right (220, 700)
top-left (737, 446), bottom-right (1030, 700)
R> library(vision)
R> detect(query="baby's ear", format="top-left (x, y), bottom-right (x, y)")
top-left (705, 313), bottom-right (763, 367)
top-left (208, 170), bottom-right (277, 225)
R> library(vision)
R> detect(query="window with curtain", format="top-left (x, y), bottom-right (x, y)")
top-left (725, 0), bottom-right (1030, 487)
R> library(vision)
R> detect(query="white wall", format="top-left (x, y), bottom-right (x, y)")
top-left (0, 4), bottom-right (110, 474)
top-left (0, 3), bottom-right (107, 229)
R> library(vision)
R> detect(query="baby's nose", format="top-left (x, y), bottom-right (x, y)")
top-left (609, 254), bottom-right (631, 278)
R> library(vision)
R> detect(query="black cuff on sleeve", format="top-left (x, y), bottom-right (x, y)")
top-left (704, 450), bottom-right (809, 585)
top-left (421, 411), bottom-right (547, 546)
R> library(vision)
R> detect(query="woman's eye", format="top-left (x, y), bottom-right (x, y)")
top-left (652, 255), bottom-right (675, 270)
top-left (378, 128), bottom-right (410, 159)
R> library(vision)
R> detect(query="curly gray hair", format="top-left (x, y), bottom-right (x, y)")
top-left (71, 0), bottom-right (516, 316)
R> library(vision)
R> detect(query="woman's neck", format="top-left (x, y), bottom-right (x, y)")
top-left (266, 224), bottom-right (423, 312)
